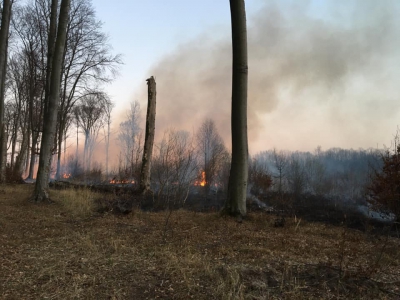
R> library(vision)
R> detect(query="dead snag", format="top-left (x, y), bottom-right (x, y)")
top-left (140, 76), bottom-right (157, 193)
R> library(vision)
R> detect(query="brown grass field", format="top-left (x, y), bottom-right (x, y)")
top-left (0, 184), bottom-right (399, 299)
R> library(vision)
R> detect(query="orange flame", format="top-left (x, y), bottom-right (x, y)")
top-left (194, 171), bottom-right (206, 186)
top-left (62, 173), bottom-right (71, 179)
top-left (109, 179), bottom-right (135, 184)
top-left (200, 171), bottom-right (206, 187)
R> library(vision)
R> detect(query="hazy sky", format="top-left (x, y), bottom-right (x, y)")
top-left (92, 0), bottom-right (400, 154)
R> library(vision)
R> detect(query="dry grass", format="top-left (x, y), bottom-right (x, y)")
top-left (0, 184), bottom-right (399, 299)
top-left (50, 188), bottom-right (95, 218)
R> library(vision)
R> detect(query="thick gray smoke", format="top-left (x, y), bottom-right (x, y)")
top-left (135, 0), bottom-right (400, 152)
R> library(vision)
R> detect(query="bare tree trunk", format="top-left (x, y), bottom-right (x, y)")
top-left (140, 76), bottom-right (157, 193)
top-left (28, 147), bottom-right (35, 179)
top-left (44, 0), bottom-right (58, 112)
top-left (56, 129), bottom-right (62, 179)
top-left (106, 121), bottom-right (110, 176)
top-left (10, 132), bottom-right (17, 169)
top-left (0, 0), bottom-right (13, 183)
top-left (84, 131), bottom-right (88, 172)
top-left (223, 0), bottom-right (249, 218)
top-left (24, 126), bottom-right (31, 176)
top-left (28, 134), bottom-right (38, 179)
top-left (0, 53), bottom-right (7, 182)
top-left (14, 129), bottom-right (29, 176)
top-left (63, 130), bottom-right (67, 173)
top-left (55, 117), bottom-right (68, 179)
top-left (33, 0), bottom-right (71, 202)
top-left (76, 123), bottom-right (78, 158)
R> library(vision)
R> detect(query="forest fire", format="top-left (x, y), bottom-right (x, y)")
top-left (62, 173), bottom-right (71, 179)
top-left (109, 178), bottom-right (135, 184)
top-left (194, 171), bottom-right (206, 187)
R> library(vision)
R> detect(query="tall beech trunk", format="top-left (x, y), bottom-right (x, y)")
top-left (0, 52), bottom-right (7, 182)
top-left (0, 0), bottom-right (12, 183)
top-left (33, 0), bottom-right (71, 202)
top-left (56, 136), bottom-right (62, 179)
top-left (14, 127), bottom-right (29, 176)
top-left (55, 118), bottom-right (65, 179)
top-left (223, 0), bottom-right (249, 217)
top-left (28, 134), bottom-right (39, 179)
top-left (44, 0), bottom-right (58, 112)
top-left (10, 130), bottom-right (17, 169)
top-left (139, 76), bottom-right (157, 193)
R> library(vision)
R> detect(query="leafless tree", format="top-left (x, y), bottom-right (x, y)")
top-left (103, 98), bottom-right (114, 176)
top-left (33, 0), bottom-right (70, 202)
top-left (152, 129), bottom-right (198, 206)
top-left (286, 155), bottom-right (307, 199)
top-left (10, 1), bottom-right (56, 180)
top-left (117, 100), bottom-right (141, 178)
top-left (273, 148), bottom-right (288, 194)
top-left (304, 155), bottom-right (326, 195)
top-left (140, 76), bottom-right (157, 193)
top-left (196, 118), bottom-right (227, 192)
top-left (56, 0), bottom-right (122, 178)
top-left (8, 0), bottom-right (57, 181)
top-left (248, 156), bottom-right (272, 196)
top-left (0, 0), bottom-right (13, 182)
top-left (6, 56), bottom-right (29, 173)
top-left (152, 131), bottom-right (175, 198)
top-left (2, 0), bottom-right (119, 183)
top-left (74, 92), bottom-right (110, 173)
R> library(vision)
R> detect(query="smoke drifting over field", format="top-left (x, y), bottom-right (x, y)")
top-left (130, 0), bottom-right (400, 153)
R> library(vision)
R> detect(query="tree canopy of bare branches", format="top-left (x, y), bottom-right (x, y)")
top-left (117, 100), bottom-right (141, 178)
top-left (74, 92), bottom-right (111, 172)
top-left (3, 0), bottom-right (120, 183)
top-left (196, 118), bottom-right (227, 192)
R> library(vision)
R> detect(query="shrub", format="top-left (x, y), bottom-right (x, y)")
top-left (368, 147), bottom-right (400, 220)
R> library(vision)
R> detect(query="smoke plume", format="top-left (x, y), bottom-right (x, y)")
top-left (133, 0), bottom-right (400, 153)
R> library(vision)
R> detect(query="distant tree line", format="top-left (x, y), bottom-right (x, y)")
top-left (251, 147), bottom-right (382, 201)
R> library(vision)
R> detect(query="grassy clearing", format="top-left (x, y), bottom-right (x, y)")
top-left (50, 188), bottom-right (95, 218)
top-left (0, 185), bottom-right (399, 299)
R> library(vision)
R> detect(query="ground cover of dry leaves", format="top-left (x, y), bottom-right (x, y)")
top-left (0, 185), bottom-right (399, 299)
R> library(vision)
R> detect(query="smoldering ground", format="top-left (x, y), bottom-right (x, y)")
top-left (122, 0), bottom-right (400, 153)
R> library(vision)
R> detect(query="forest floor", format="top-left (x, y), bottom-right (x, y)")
top-left (0, 184), bottom-right (399, 299)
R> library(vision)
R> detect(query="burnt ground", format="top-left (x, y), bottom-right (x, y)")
top-left (86, 182), bottom-right (398, 237)
top-left (1, 184), bottom-right (399, 299)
